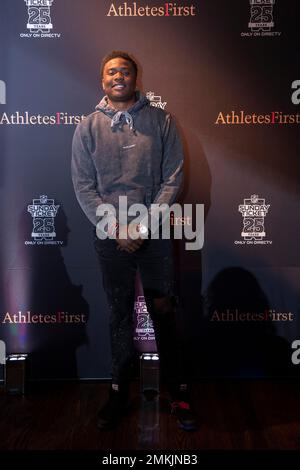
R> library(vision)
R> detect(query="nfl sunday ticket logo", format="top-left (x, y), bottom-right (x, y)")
top-left (134, 296), bottom-right (155, 342)
top-left (235, 194), bottom-right (272, 245)
top-left (20, 0), bottom-right (61, 38)
top-left (26, 195), bottom-right (63, 246)
top-left (146, 91), bottom-right (167, 110)
top-left (241, 0), bottom-right (281, 38)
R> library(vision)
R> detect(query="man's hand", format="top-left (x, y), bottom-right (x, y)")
top-left (116, 224), bottom-right (144, 253)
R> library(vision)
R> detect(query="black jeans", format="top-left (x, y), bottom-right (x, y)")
top-left (94, 235), bottom-right (184, 393)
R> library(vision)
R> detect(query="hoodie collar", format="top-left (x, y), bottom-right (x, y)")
top-left (95, 91), bottom-right (149, 132)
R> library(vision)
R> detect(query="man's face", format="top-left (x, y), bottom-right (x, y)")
top-left (102, 57), bottom-right (137, 104)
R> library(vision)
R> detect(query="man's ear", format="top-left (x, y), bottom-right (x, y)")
top-left (101, 78), bottom-right (104, 91)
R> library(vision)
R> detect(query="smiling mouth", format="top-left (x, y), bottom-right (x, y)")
top-left (113, 84), bottom-right (126, 90)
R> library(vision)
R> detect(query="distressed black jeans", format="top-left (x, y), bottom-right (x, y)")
top-left (94, 235), bottom-right (184, 393)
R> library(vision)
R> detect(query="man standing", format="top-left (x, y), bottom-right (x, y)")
top-left (71, 51), bottom-right (197, 431)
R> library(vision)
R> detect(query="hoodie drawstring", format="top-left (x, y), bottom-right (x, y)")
top-left (111, 111), bottom-right (134, 131)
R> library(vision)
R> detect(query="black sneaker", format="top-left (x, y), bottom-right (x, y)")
top-left (97, 388), bottom-right (129, 429)
top-left (170, 395), bottom-right (198, 431)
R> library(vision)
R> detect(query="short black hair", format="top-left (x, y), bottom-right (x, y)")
top-left (100, 50), bottom-right (138, 77)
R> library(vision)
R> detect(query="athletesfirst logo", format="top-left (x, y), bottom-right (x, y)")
top-left (211, 309), bottom-right (293, 322)
top-left (2, 311), bottom-right (87, 324)
top-left (0, 111), bottom-right (85, 126)
top-left (241, 0), bottom-right (281, 38)
top-left (134, 296), bottom-right (155, 342)
top-left (26, 195), bottom-right (63, 246)
top-left (20, 0), bottom-right (62, 39)
top-left (235, 194), bottom-right (272, 246)
top-left (215, 111), bottom-right (300, 125)
top-left (216, 82), bottom-right (300, 125)
top-left (107, 2), bottom-right (197, 17)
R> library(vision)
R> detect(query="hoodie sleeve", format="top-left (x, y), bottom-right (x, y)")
top-left (141, 113), bottom-right (184, 232)
top-left (71, 122), bottom-right (114, 232)
top-left (153, 113), bottom-right (184, 206)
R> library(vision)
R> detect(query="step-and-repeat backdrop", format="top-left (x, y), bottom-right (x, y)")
top-left (1, 0), bottom-right (299, 379)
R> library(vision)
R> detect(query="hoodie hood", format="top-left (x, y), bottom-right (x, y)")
top-left (95, 91), bottom-right (149, 132)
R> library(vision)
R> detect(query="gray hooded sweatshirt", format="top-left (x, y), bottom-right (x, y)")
top-left (71, 92), bottom-right (184, 230)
